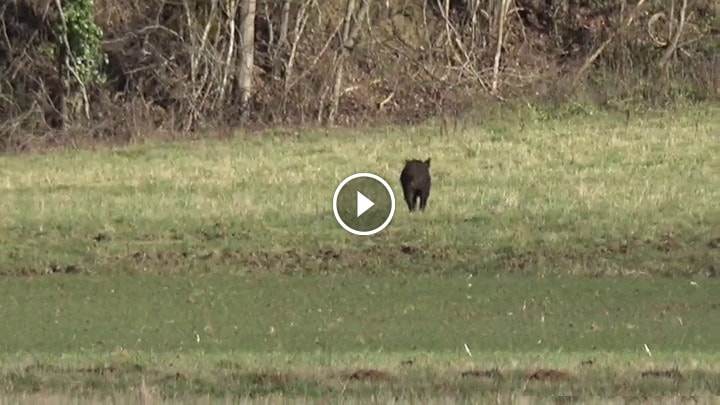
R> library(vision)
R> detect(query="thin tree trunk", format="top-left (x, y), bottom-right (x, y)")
top-left (329, 57), bottom-right (345, 125)
top-left (56, 35), bottom-right (68, 129)
top-left (282, 0), bottom-right (312, 115)
top-left (239, 0), bottom-right (256, 121)
top-left (279, 0), bottom-right (291, 45)
top-left (491, 0), bottom-right (510, 93)
top-left (53, 0), bottom-right (90, 125)
top-left (342, 0), bottom-right (356, 41)
top-left (220, 0), bottom-right (239, 105)
top-left (328, 0), bottom-right (369, 125)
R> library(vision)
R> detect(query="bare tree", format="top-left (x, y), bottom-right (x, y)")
top-left (491, 0), bottom-right (511, 93)
top-left (240, 0), bottom-right (257, 121)
top-left (220, 0), bottom-right (240, 104)
top-left (327, 0), bottom-right (370, 125)
top-left (278, 0), bottom-right (291, 46)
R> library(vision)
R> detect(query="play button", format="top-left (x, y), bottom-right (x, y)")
top-left (356, 192), bottom-right (374, 217)
top-left (333, 173), bottom-right (395, 236)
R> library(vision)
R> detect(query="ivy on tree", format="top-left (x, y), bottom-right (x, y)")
top-left (56, 0), bottom-right (106, 85)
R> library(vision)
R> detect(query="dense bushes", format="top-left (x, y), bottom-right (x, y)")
top-left (0, 0), bottom-right (717, 148)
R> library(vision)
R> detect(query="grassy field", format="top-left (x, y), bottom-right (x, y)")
top-left (1, 105), bottom-right (719, 277)
top-left (0, 103), bottom-right (719, 401)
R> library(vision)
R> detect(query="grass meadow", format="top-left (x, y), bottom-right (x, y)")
top-left (0, 103), bottom-right (719, 402)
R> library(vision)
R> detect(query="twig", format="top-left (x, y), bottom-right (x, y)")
top-left (0, 4), bottom-right (12, 53)
top-left (378, 91), bottom-right (395, 110)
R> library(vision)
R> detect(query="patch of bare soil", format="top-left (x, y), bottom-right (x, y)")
top-left (641, 369), bottom-right (683, 380)
top-left (46, 264), bottom-right (82, 275)
top-left (498, 250), bottom-right (537, 271)
top-left (76, 364), bottom-right (141, 375)
top-left (657, 232), bottom-right (683, 253)
top-left (344, 369), bottom-right (394, 382)
top-left (400, 245), bottom-right (420, 255)
top-left (23, 363), bottom-right (150, 379)
top-left (93, 232), bottom-right (111, 242)
top-left (526, 369), bottom-right (572, 382)
top-left (236, 245), bottom-right (445, 273)
top-left (246, 372), bottom-right (295, 386)
top-left (460, 368), bottom-right (503, 380)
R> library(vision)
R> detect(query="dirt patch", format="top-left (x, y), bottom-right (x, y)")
top-left (46, 264), bottom-right (82, 275)
top-left (237, 245), bottom-right (441, 273)
top-left (93, 232), bottom-right (111, 242)
top-left (23, 364), bottom-right (64, 373)
top-left (526, 369), bottom-right (572, 382)
top-left (129, 249), bottom-right (216, 266)
top-left (198, 222), bottom-right (250, 241)
top-left (657, 232), bottom-right (683, 253)
top-left (78, 366), bottom-right (119, 376)
top-left (641, 369), bottom-right (683, 380)
top-left (344, 369), bottom-right (393, 382)
top-left (77, 363), bottom-right (145, 376)
top-left (25, 363), bottom-right (146, 377)
top-left (400, 245), bottom-right (420, 255)
top-left (319, 248), bottom-right (341, 260)
top-left (156, 371), bottom-right (190, 385)
top-left (496, 249), bottom-right (538, 271)
top-left (461, 368), bottom-right (502, 380)
top-left (599, 239), bottom-right (638, 255)
top-left (246, 372), bottom-right (295, 386)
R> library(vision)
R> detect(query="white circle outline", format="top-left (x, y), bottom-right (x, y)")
top-left (332, 172), bottom-right (396, 236)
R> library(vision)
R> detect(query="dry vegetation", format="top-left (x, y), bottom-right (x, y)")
top-left (0, 0), bottom-right (718, 150)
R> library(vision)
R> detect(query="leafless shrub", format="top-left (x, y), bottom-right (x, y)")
top-left (0, 0), bottom-right (717, 148)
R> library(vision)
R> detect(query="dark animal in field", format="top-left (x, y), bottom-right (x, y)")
top-left (400, 158), bottom-right (431, 212)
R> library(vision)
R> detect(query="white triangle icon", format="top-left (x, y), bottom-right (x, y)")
top-left (356, 191), bottom-right (375, 217)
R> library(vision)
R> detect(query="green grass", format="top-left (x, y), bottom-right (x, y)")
top-left (1, 106), bottom-right (719, 277)
top-left (2, 274), bottom-right (719, 353)
top-left (0, 104), bottom-right (719, 400)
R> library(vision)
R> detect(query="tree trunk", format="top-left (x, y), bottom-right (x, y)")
top-left (328, 0), bottom-right (369, 125)
top-left (491, 0), bottom-right (511, 93)
top-left (278, 0), bottom-right (291, 46)
top-left (239, 0), bottom-right (256, 121)
top-left (55, 38), bottom-right (68, 130)
top-left (220, 0), bottom-right (239, 105)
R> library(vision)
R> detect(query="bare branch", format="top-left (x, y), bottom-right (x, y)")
top-left (573, 0), bottom-right (648, 84)
top-left (659, 0), bottom-right (688, 68)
